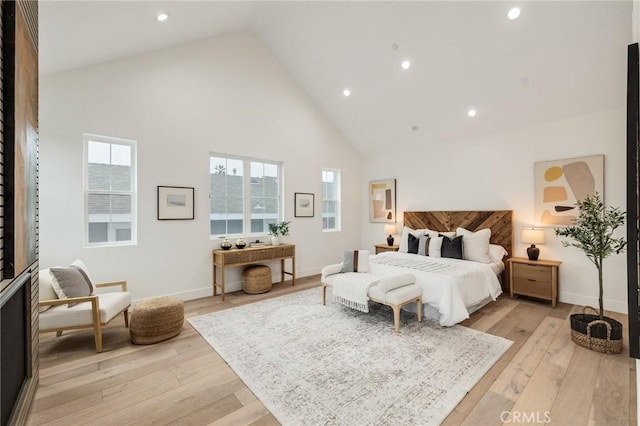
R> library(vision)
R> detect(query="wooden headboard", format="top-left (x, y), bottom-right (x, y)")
top-left (404, 210), bottom-right (513, 289)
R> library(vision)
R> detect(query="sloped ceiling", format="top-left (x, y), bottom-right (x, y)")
top-left (40, 1), bottom-right (632, 156)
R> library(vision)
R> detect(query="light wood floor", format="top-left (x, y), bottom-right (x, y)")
top-left (29, 276), bottom-right (636, 426)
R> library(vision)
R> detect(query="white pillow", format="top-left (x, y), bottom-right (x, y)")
top-left (489, 244), bottom-right (508, 264)
top-left (398, 227), bottom-right (427, 253)
top-left (428, 236), bottom-right (443, 258)
top-left (456, 227), bottom-right (492, 263)
top-left (418, 235), bottom-right (443, 257)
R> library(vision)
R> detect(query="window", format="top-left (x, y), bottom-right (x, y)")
top-left (322, 168), bottom-right (341, 231)
top-left (210, 154), bottom-right (282, 237)
top-left (84, 134), bottom-right (136, 246)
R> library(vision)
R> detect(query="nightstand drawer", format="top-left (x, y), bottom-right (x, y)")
top-left (512, 263), bottom-right (552, 282)
top-left (513, 277), bottom-right (553, 299)
top-left (507, 257), bottom-right (561, 307)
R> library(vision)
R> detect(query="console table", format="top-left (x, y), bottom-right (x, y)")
top-left (212, 244), bottom-right (295, 301)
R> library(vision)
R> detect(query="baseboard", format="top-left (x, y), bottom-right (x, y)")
top-left (132, 268), bottom-right (321, 305)
top-left (559, 291), bottom-right (628, 314)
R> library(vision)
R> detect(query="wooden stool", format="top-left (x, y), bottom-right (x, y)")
top-left (130, 297), bottom-right (184, 344)
top-left (242, 265), bottom-right (272, 294)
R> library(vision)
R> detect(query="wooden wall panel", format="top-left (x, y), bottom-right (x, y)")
top-left (0, 0), bottom-right (39, 424)
top-left (11, 0), bottom-right (37, 277)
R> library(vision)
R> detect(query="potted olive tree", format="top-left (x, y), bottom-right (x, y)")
top-left (269, 221), bottom-right (291, 246)
top-left (554, 193), bottom-right (626, 354)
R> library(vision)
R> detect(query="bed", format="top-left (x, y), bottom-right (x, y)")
top-left (375, 210), bottom-right (513, 326)
top-left (323, 210), bottom-right (513, 326)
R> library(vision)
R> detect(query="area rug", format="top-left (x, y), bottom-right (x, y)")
top-left (189, 288), bottom-right (512, 425)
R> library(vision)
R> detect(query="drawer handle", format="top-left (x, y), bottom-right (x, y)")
top-left (528, 279), bottom-right (536, 282)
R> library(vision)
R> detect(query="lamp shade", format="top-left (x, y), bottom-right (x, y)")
top-left (521, 228), bottom-right (546, 245)
top-left (384, 224), bottom-right (397, 235)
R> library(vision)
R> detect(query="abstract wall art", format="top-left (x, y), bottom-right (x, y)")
top-left (369, 179), bottom-right (396, 223)
top-left (534, 155), bottom-right (604, 226)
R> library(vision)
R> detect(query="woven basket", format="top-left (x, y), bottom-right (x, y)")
top-left (130, 297), bottom-right (184, 345)
top-left (570, 306), bottom-right (623, 355)
top-left (243, 265), bottom-right (272, 294)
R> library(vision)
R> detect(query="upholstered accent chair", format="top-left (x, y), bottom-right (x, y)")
top-left (38, 261), bottom-right (131, 353)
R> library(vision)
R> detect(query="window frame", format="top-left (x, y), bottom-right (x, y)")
top-left (83, 133), bottom-right (137, 248)
top-left (209, 152), bottom-right (283, 239)
top-left (322, 167), bottom-right (341, 232)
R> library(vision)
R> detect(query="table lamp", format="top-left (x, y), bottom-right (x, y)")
top-left (521, 228), bottom-right (546, 261)
top-left (384, 224), bottom-right (397, 246)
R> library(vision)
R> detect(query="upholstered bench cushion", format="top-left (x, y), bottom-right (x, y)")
top-left (378, 284), bottom-right (421, 305)
top-left (40, 292), bottom-right (131, 330)
top-left (375, 273), bottom-right (416, 293)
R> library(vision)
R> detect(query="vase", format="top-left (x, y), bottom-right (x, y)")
top-left (220, 239), bottom-right (232, 250)
top-left (271, 236), bottom-right (281, 246)
top-left (235, 238), bottom-right (247, 249)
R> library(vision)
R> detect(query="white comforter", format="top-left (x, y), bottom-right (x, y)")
top-left (369, 252), bottom-right (502, 326)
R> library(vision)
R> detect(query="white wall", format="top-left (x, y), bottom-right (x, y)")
top-left (39, 32), bottom-right (362, 301)
top-left (363, 108), bottom-right (628, 313)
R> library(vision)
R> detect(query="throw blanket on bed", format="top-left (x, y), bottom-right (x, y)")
top-left (332, 273), bottom-right (381, 313)
top-left (371, 255), bottom-right (454, 273)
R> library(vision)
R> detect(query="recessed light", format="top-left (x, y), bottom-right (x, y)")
top-left (157, 13), bottom-right (169, 22)
top-left (343, 88), bottom-right (351, 97)
top-left (467, 109), bottom-right (477, 117)
top-left (401, 60), bottom-right (411, 70)
top-left (507, 7), bottom-right (520, 20)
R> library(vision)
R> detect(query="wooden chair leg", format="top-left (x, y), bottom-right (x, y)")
top-left (123, 309), bottom-right (129, 328)
top-left (417, 298), bottom-right (423, 322)
top-left (56, 330), bottom-right (63, 337)
top-left (322, 286), bottom-right (327, 305)
top-left (392, 305), bottom-right (400, 333)
top-left (91, 298), bottom-right (103, 353)
top-left (94, 323), bottom-right (103, 353)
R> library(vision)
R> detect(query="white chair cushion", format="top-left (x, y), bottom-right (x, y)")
top-left (40, 291), bottom-right (131, 330)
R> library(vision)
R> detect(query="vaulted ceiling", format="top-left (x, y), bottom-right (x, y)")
top-left (40, 1), bottom-right (633, 156)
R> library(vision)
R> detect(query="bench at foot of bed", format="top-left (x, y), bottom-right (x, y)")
top-left (321, 266), bottom-right (422, 333)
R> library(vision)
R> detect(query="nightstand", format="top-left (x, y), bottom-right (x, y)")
top-left (375, 244), bottom-right (399, 254)
top-left (507, 257), bottom-right (562, 307)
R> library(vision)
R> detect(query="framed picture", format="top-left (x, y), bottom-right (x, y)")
top-left (294, 192), bottom-right (314, 217)
top-left (534, 154), bottom-right (604, 227)
top-left (369, 179), bottom-right (396, 223)
top-left (157, 186), bottom-right (195, 220)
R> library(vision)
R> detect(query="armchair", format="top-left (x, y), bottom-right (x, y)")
top-left (38, 264), bottom-right (131, 353)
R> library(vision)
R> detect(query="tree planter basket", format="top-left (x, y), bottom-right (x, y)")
top-left (570, 307), bottom-right (623, 354)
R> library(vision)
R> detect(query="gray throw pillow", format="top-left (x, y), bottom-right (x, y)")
top-left (50, 265), bottom-right (94, 307)
top-left (341, 250), bottom-right (371, 273)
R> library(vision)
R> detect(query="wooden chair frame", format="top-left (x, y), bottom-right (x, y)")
top-left (38, 281), bottom-right (130, 353)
